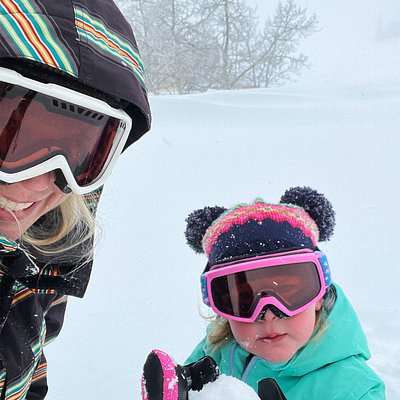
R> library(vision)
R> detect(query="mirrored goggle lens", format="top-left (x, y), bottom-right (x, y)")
top-left (210, 262), bottom-right (322, 318)
top-left (0, 82), bottom-right (125, 187)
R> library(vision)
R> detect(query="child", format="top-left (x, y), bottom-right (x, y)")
top-left (183, 186), bottom-right (385, 399)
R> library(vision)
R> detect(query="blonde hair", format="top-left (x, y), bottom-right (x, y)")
top-left (206, 286), bottom-right (336, 352)
top-left (22, 193), bottom-right (96, 259)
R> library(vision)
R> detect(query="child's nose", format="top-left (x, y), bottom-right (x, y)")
top-left (261, 308), bottom-right (278, 322)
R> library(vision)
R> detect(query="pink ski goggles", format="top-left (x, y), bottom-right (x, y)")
top-left (201, 249), bottom-right (331, 322)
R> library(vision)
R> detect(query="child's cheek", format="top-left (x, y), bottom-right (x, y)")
top-left (229, 321), bottom-right (258, 350)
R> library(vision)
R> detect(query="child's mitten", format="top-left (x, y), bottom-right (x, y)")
top-left (141, 349), bottom-right (219, 400)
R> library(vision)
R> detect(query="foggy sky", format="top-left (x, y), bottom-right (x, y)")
top-left (250, 0), bottom-right (400, 85)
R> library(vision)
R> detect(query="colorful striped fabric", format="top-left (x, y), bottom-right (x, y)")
top-left (11, 286), bottom-right (32, 305)
top-left (0, 234), bottom-right (17, 253)
top-left (74, 4), bottom-right (146, 89)
top-left (0, 271), bottom-right (59, 400)
top-left (0, 0), bottom-right (77, 76)
top-left (3, 320), bottom-right (46, 400)
top-left (0, 273), bottom-right (49, 400)
top-left (0, 370), bottom-right (5, 393)
top-left (0, 0), bottom-right (151, 149)
top-left (31, 361), bottom-right (47, 384)
top-left (83, 187), bottom-right (103, 215)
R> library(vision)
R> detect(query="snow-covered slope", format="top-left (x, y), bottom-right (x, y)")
top-left (45, 77), bottom-right (400, 398)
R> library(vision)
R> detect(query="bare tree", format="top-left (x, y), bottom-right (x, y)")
top-left (117, 0), bottom-right (318, 93)
top-left (210, 0), bottom-right (259, 89)
top-left (256, 0), bottom-right (318, 87)
top-left (121, 0), bottom-right (220, 93)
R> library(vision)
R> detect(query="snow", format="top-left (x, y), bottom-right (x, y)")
top-left (44, 4), bottom-right (400, 399)
top-left (189, 375), bottom-right (260, 399)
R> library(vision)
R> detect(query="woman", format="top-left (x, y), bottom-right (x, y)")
top-left (0, 0), bottom-right (151, 398)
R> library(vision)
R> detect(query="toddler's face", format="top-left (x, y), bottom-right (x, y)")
top-left (229, 299), bottom-right (323, 363)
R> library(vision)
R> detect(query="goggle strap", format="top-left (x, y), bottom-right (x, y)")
top-left (316, 252), bottom-right (331, 286)
top-left (201, 275), bottom-right (210, 306)
top-left (54, 169), bottom-right (72, 194)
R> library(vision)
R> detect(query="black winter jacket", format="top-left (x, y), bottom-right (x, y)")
top-left (0, 191), bottom-right (100, 400)
top-left (0, 254), bottom-right (92, 400)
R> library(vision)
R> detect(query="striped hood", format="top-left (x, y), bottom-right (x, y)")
top-left (0, 0), bottom-right (151, 147)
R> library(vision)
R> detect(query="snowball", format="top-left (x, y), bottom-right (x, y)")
top-left (189, 374), bottom-right (259, 400)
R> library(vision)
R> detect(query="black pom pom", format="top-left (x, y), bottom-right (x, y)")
top-left (280, 187), bottom-right (335, 241)
top-left (185, 206), bottom-right (227, 253)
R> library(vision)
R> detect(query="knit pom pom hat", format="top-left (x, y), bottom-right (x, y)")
top-left (185, 187), bottom-right (335, 265)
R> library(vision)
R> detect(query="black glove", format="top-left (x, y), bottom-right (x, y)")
top-left (181, 356), bottom-right (220, 392)
top-left (258, 378), bottom-right (288, 400)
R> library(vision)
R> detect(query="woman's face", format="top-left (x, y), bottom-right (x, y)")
top-left (0, 172), bottom-right (70, 240)
top-left (229, 299), bottom-right (323, 363)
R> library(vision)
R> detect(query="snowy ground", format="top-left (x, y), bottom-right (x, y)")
top-left (44, 71), bottom-right (400, 399)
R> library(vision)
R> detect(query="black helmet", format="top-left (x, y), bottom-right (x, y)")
top-left (0, 0), bottom-right (151, 148)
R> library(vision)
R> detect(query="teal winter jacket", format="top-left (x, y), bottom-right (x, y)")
top-left (186, 284), bottom-right (385, 399)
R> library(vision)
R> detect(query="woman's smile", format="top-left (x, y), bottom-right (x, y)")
top-left (0, 173), bottom-right (70, 239)
top-left (0, 195), bottom-right (34, 212)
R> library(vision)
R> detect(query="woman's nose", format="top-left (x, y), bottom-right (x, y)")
top-left (19, 172), bottom-right (56, 192)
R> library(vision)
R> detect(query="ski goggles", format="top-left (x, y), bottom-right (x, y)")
top-left (0, 67), bottom-right (132, 194)
top-left (201, 249), bottom-right (331, 322)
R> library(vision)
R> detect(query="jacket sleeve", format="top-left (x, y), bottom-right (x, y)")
top-left (42, 295), bottom-right (68, 345)
top-left (26, 295), bottom-right (68, 400)
top-left (185, 336), bottom-right (208, 365)
top-left (26, 354), bottom-right (48, 400)
top-left (359, 383), bottom-right (386, 400)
